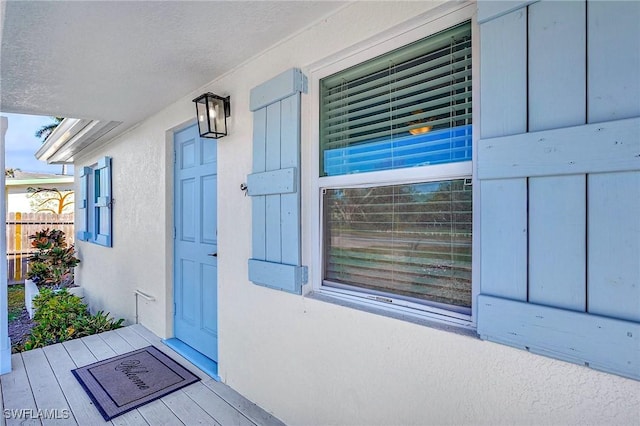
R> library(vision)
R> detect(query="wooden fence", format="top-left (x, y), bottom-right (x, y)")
top-left (6, 212), bottom-right (75, 284)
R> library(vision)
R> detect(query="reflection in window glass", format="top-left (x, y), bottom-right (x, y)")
top-left (320, 22), bottom-right (472, 176)
top-left (323, 179), bottom-right (472, 308)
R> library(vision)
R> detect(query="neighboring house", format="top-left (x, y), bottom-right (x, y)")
top-left (5, 171), bottom-right (73, 213)
top-left (1, 1), bottom-right (639, 424)
top-left (4, 171), bottom-right (74, 283)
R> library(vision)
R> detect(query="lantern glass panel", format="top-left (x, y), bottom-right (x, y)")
top-left (196, 98), bottom-right (209, 136)
top-left (210, 97), bottom-right (225, 136)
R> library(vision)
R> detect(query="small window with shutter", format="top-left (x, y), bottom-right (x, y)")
top-left (77, 156), bottom-right (113, 247)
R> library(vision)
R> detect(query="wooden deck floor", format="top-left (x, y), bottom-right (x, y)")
top-left (0, 325), bottom-right (285, 426)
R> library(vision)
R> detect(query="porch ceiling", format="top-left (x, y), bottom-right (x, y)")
top-left (0, 1), bottom-right (345, 123)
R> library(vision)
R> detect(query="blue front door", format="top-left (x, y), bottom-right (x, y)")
top-left (174, 124), bottom-right (218, 362)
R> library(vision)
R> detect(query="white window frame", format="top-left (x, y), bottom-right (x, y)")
top-left (305, 2), bottom-right (479, 328)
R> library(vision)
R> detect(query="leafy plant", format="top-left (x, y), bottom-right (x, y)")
top-left (22, 289), bottom-right (124, 351)
top-left (26, 228), bottom-right (80, 288)
top-left (25, 262), bottom-right (52, 285)
top-left (75, 311), bottom-right (125, 338)
top-left (31, 228), bottom-right (66, 246)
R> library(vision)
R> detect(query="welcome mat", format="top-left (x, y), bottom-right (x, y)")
top-left (72, 346), bottom-right (200, 421)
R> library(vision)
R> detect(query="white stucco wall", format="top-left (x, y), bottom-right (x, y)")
top-left (6, 193), bottom-right (33, 213)
top-left (75, 1), bottom-right (640, 424)
top-left (74, 113), bottom-right (175, 333)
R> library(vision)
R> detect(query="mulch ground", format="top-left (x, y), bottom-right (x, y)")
top-left (9, 308), bottom-right (35, 352)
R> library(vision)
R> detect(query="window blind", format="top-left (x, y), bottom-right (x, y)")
top-left (323, 179), bottom-right (472, 308)
top-left (320, 22), bottom-right (472, 176)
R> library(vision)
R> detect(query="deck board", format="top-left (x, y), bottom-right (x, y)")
top-left (202, 379), bottom-right (286, 426)
top-left (42, 344), bottom-right (111, 426)
top-left (162, 389), bottom-right (222, 426)
top-left (80, 334), bottom-right (117, 361)
top-left (97, 330), bottom-right (136, 354)
top-left (61, 339), bottom-right (96, 368)
top-left (136, 399), bottom-right (186, 426)
top-left (2, 354), bottom-right (40, 426)
top-left (113, 326), bottom-right (151, 350)
top-left (110, 410), bottom-right (150, 426)
top-left (21, 348), bottom-right (76, 425)
top-left (0, 326), bottom-right (285, 426)
top-left (183, 382), bottom-right (255, 426)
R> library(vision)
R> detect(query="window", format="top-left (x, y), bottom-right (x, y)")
top-left (320, 22), bottom-right (472, 177)
top-left (318, 22), bottom-right (473, 321)
top-left (77, 156), bottom-right (112, 247)
top-left (323, 180), bottom-right (472, 311)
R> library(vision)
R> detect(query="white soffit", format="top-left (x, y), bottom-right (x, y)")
top-left (35, 118), bottom-right (122, 164)
top-left (0, 1), bottom-right (346, 124)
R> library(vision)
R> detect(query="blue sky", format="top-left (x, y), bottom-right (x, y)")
top-left (2, 112), bottom-right (70, 175)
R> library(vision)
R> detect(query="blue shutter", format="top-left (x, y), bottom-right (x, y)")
top-left (247, 68), bottom-right (308, 294)
top-left (94, 156), bottom-right (112, 247)
top-left (76, 166), bottom-right (91, 241)
top-left (477, 296), bottom-right (640, 380)
top-left (477, 2), bottom-right (640, 381)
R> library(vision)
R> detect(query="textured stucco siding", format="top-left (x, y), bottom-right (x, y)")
top-left (75, 1), bottom-right (640, 425)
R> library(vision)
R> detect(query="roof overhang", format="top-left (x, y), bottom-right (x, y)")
top-left (35, 118), bottom-right (121, 164)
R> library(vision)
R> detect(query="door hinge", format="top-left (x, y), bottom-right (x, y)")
top-left (173, 150), bottom-right (177, 164)
top-left (173, 227), bottom-right (176, 239)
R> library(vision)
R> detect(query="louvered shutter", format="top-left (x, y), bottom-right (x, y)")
top-left (94, 156), bottom-right (112, 247)
top-left (76, 166), bottom-right (91, 241)
top-left (247, 69), bottom-right (308, 293)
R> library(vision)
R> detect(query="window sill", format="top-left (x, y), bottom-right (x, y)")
top-left (306, 289), bottom-right (479, 339)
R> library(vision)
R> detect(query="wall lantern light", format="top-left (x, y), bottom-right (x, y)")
top-left (193, 93), bottom-right (231, 139)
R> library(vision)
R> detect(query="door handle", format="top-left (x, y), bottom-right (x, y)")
top-left (208, 253), bottom-right (217, 257)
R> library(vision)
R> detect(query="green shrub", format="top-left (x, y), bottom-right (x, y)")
top-left (23, 288), bottom-right (124, 351)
